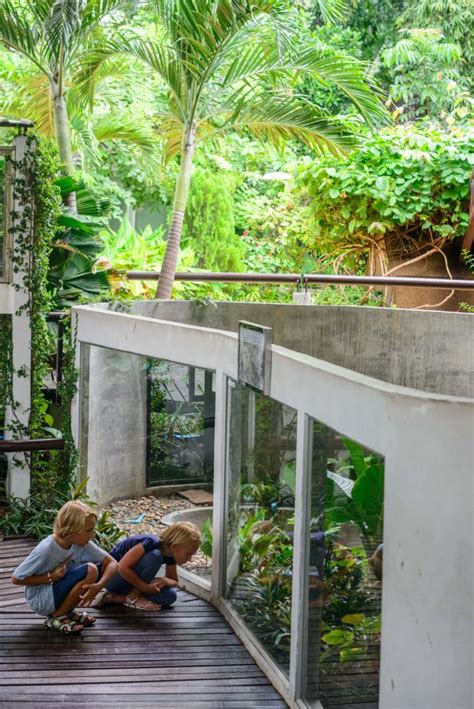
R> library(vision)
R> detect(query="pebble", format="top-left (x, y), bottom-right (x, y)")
top-left (104, 494), bottom-right (211, 575)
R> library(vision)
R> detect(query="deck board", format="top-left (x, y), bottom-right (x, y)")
top-left (0, 538), bottom-right (286, 708)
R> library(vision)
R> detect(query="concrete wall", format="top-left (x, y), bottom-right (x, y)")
top-left (123, 301), bottom-right (473, 398)
top-left (82, 346), bottom-right (147, 506)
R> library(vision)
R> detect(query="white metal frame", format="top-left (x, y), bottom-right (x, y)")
top-left (72, 304), bottom-right (474, 709)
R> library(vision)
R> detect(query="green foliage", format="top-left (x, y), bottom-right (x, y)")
top-left (297, 122), bottom-right (474, 272)
top-left (401, 0), bottom-right (474, 84)
top-left (241, 475), bottom-right (294, 512)
top-left (381, 29), bottom-right (466, 121)
top-left (48, 178), bottom-right (111, 308)
top-left (200, 518), bottom-right (213, 559)
top-left (347, 0), bottom-right (408, 60)
top-left (0, 478), bottom-right (123, 550)
top-left (97, 217), bottom-right (195, 297)
top-left (182, 169), bottom-right (244, 272)
top-left (326, 440), bottom-right (384, 543)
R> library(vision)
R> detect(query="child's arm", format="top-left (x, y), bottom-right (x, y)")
top-left (12, 561), bottom-right (68, 587)
top-left (152, 564), bottom-right (179, 590)
top-left (77, 554), bottom-right (118, 606)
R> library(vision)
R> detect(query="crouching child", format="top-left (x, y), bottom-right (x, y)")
top-left (11, 500), bottom-right (118, 635)
top-left (93, 522), bottom-right (201, 611)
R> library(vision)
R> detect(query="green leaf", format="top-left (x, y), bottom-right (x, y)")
top-left (341, 613), bottom-right (366, 625)
top-left (322, 629), bottom-right (354, 645)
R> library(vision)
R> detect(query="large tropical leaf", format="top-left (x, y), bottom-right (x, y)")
top-left (218, 94), bottom-right (359, 154)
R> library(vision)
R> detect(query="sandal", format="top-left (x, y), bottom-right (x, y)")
top-left (44, 614), bottom-right (84, 635)
top-left (68, 610), bottom-right (96, 627)
top-left (123, 596), bottom-right (162, 611)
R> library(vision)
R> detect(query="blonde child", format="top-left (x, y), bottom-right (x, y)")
top-left (11, 500), bottom-right (118, 634)
top-left (93, 522), bottom-right (201, 611)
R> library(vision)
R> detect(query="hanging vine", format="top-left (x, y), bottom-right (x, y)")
top-left (6, 133), bottom-right (78, 495)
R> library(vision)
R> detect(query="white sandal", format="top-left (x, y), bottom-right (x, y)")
top-left (123, 596), bottom-right (162, 611)
top-left (88, 588), bottom-right (111, 608)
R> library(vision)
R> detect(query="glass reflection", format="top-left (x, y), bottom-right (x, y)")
top-left (147, 360), bottom-right (215, 487)
top-left (226, 381), bottom-right (297, 675)
top-left (81, 347), bottom-right (214, 582)
top-left (305, 421), bottom-right (384, 707)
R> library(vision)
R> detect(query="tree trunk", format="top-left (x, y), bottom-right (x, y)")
top-left (156, 126), bottom-right (196, 299)
top-left (52, 82), bottom-right (77, 212)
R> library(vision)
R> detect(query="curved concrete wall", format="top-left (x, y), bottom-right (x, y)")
top-left (120, 301), bottom-right (472, 398)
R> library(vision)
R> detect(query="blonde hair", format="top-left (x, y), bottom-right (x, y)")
top-left (54, 500), bottom-right (97, 539)
top-left (160, 521), bottom-right (201, 549)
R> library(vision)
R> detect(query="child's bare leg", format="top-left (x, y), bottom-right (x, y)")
top-left (53, 563), bottom-right (98, 618)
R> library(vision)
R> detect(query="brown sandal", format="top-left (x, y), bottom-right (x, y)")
top-left (123, 596), bottom-right (162, 611)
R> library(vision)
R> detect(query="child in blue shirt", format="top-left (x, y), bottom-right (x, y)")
top-left (93, 521), bottom-right (201, 611)
top-left (11, 500), bottom-right (118, 634)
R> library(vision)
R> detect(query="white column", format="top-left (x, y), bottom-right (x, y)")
top-left (211, 370), bottom-right (228, 602)
top-left (6, 134), bottom-right (33, 498)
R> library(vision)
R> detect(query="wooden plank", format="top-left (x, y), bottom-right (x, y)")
top-left (0, 539), bottom-right (285, 706)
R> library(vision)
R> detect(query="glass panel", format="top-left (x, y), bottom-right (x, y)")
top-left (304, 419), bottom-right (384, 706)
top-left (80, 346), bottom-right (214, 582)
top-left (147, 360), bottom-right (215, 486)
top-left (225, 380), bottom-right (297, 675)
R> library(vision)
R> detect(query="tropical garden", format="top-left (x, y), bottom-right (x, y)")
top-left (0, 0), bottom-right (472, 702)
top-left (0, 0), bottom-right (471, 308)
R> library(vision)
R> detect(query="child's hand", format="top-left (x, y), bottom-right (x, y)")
top-left (50, 562), bottom-right (68, 582)
top-left (78, 582), bottom-right (102, 607)
top-left (154, 577), bottom-right (178, 590)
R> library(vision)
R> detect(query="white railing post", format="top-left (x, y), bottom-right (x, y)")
top-left (211, 370), bottom-right (228, 602)
top-left (6, 134), bottom-right (33, 498)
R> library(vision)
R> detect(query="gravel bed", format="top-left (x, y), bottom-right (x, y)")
top-left (104, 494), bottom-right (211, 575)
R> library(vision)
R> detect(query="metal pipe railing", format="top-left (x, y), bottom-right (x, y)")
top-left (127, 271), bottom-right (474, 290)
top-left (0, 439), bottom-right (64, 453)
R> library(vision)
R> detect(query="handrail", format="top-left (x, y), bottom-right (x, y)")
top-left (0, 439), bottom-right (64, 453)
top-left (127, 270), bottom-right (474, 290)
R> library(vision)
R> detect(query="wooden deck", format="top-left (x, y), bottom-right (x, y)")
top-left (0, 538), bottom-right (287, 708)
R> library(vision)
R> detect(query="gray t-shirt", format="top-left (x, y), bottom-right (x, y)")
top-left (13, 534), bottom-right (107, 616)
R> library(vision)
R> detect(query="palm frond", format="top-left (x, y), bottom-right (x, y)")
top-left (220, 43), bottom-right (388, 129)
top-left (313, 0), bottom-right (351, 25)
top-left (0, 1), bottom-right (48, 76)
top-left (93, 115), bottom-right (157, 152)
top-left (223, 94), bottom-right (359, 154)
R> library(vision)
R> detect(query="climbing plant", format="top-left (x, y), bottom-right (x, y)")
top-left (6, 133), bottom-right (77, 496)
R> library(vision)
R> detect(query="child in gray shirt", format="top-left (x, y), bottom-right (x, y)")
top-left (12, 500), bottom-right (117, 634)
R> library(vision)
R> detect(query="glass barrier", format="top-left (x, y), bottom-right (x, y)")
top-left (147, 360), bottom-right (215, 487)
top-left (304, 419), bottom-right (384, 707)
top-left (225, 380), bottom-right (297, 675)
top-left (81, 346), bottom-right (214, 583)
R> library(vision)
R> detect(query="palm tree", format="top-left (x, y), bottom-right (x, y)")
top-left (0, 46), bottom-right (159, 171)
top-left (86, 0), bottom-right (388, 299)
top-left (0, 0), bottom-right (124, 177)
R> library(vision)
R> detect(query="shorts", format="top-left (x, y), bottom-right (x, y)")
top-left (52, 563), bottom-right (89, 610)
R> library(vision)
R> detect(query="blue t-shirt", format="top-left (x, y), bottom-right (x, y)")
top-left (109, 534), bottom-right (176, 566)
top-left (13, 534), bottom-right (107, 616)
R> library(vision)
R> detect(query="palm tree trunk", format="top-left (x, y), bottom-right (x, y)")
top-left (156, 126), bottom-right (196, 299)
top-left (52, 81), bottom-right (77, 212)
